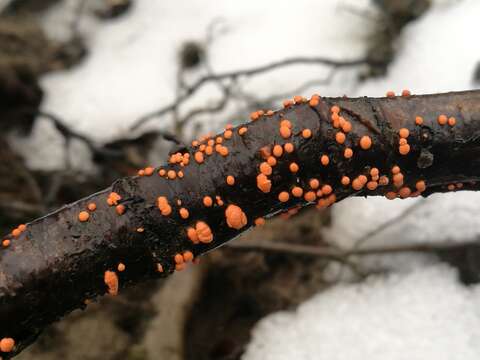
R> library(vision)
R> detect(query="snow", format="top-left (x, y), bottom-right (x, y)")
top-left (244, 265), bottom-right (480, 360)
top-left (15, 0), bottom-right (373, 170)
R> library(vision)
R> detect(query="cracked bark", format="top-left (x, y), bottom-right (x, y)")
top-left (1, 90), bottom-right (480, 358)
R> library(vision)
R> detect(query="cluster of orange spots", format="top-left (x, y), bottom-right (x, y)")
top-left (117, 263), bottom-right (126, 272)
top-left (226, 175), bottom-right (235, 186)
top-left (115, 204), bottom-right (126, 215)
top-left (250, 110), bottom-right (264, 121)
top-left (174, 250), bottom-right (194, 271)
top-left (279, 119), bottom-right (292, 139)
top-left (107, 192), bottom-right (122, 206)
top-left (187, 221), bottom-right (213, 244)
top-left (104, 270), bottom-right (119, 296)
top-left (289, 162), bottom-right (299, 173)
top-left (225, 205), bottom-right (248, 230)
top-left (78, 211), bottom-right (90, 222)
top-left (0, 338), bottom-right (15, 353)
top-left (169, 152), bottom-right (191, 167)
top-left (320, 154), bottom-right (330, 166)
top-left (157, 196), bottom-right (172, 216)
top-left (401, 89), bottom-right (411, 97)
top-left (278, 191), bottom-right (290, 202)
top-left (352, 175), bottom-right (368, 191)
top-left (359, 136), bottom-right (372, 150)
top-left (437, 114), bottom-right (456, 127)
top-left (415, 116), bottom-right (424, 125)
top-left (309, 94), bottom-right (320, 107)
top-left (238, 127), bottom-right (248, 136)
top-left (257, 174), bottom-right (272, 193)
top-left (10, 224), bottom-right (26, 238)
top-left (398, 128), bottom-right (411, 155)
top-left (254, 217), bottom-right (265, 226)
top-left (316, 193), bottom-right (337, 209)
top-left (87, 202), bottom-right (97, 211)
top-left (216, 196), bottom-right (224, 206)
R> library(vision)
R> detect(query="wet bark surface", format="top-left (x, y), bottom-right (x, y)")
top-left (1, 90), bottom-right (480, 357)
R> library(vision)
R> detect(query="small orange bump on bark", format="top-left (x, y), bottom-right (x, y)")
top-left (255, 217), bottom-right (265, 226)
top-left (320, 155), bottom-right (329, 166)
top-left (344, 148), bottom-right (353, 158)
top-left (280, 126), bottom-right (292, 139)
top-left (309, 179), bottom-right (320, 189)
top-left (0, 338), bottom-right (15, 353)
top-left (415, 116), bottom-right (424, 125)
top-left (203, 196), bottom-right (213, 207)
top-left (116, 204), bottom-right (126, 215)
top-left (401, 89), bottom-right (411, 97)
top-left (257, 174), bottom-right (272, 193)
top-left (284, 143), bottom-right (294, 153)
top-left (448, 117), bottom-right (456, 126)
top-left (2, 239), bottom-right (10, 247)
top-left (278, 192), bottom-right (290, 202)
top-left (359, 136), bottom-right (372, 150)
top-left (273, 145), bottom-right (283, 157)
top-left (117, 263), bottom-right (126, 272)
top-left (438, 114), bottom-right (448, 125)
top-left (335, 132), bottom-right (346, 144)
top-left (238, 127), bottom-right (248, 135)
top-left (399, 128), bottom-right (409, 138)
top-left (104, 271), bottom-right (119, 296)
top-left (289, 162), bottom-right (299, 173)
top-left (386, 91), bottom-right (395, 98)
top-left (87, 203), bottom-right (97, 211)
top-left (304, 191), bottom-right (316, 202)
top-left (194, 151), bottom-right (204, 164)
top-left (260, 162), bottom-right (272, 175)
top-left (302, 129), bottom-right (312, 138)
top-left (226, 175), bottom-right (235, 185)
top-left (225, 205), bottom-right (248, 230)
top-left (291, 186), bottom-right (303, 197)
top-left (196, 221), bottom-right (213, 243)
top-left (78, 211), bottom-right (90, 222)
top-left (179, 208), bottom-right (189, 219)
top-left (341, 176), bottom-right (350, 186)
top-left (399, 144), bottom-right (411, 155)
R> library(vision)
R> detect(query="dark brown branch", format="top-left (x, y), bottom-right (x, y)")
top-left (1, 90), bottom-right (480, 358)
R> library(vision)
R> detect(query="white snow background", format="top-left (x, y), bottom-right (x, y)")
top-left (9, 0), bottom-right (480, 359)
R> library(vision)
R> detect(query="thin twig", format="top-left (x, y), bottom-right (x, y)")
top-left (130, 57), bottom-right (376, 131)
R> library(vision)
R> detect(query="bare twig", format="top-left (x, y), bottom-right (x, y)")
top-left (130, 57), bottom-right (376, 131)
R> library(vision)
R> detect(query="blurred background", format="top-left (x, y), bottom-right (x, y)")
top-left (1, 0), bottom-right (480, 359)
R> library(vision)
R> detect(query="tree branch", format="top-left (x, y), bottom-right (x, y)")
top-left (1, 90), bottom-right (480, 357)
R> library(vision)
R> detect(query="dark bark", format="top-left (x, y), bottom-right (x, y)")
top-left (1, 90), bottom-right (480, 357)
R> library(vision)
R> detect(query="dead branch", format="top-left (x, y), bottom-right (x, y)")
top-left (1, 90), bottom-right (480, 358)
